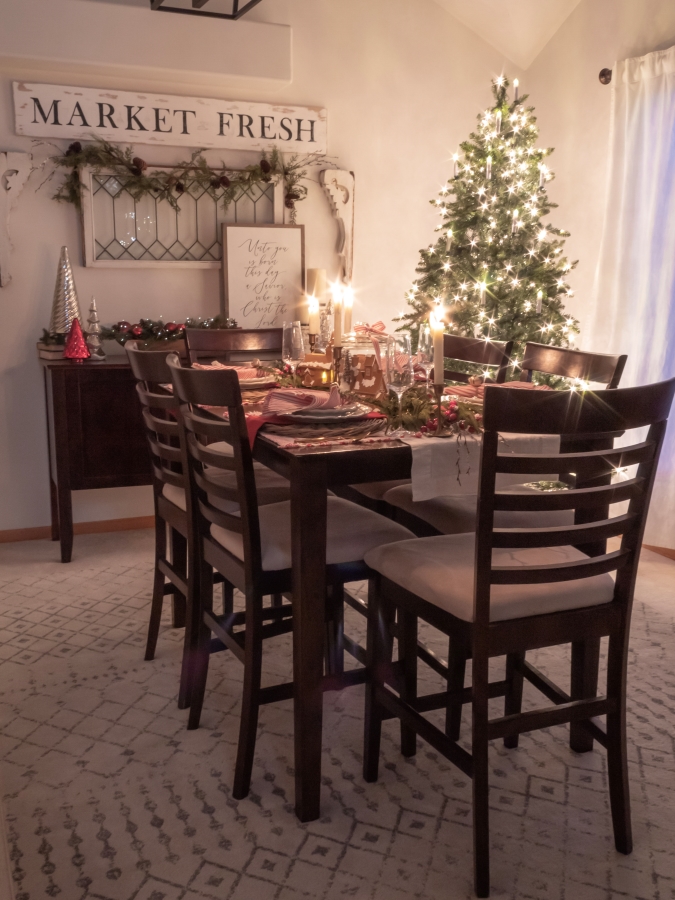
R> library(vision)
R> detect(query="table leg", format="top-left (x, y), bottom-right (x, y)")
top-left (291, 456), bottom-right (328, 822)
top-left (57, 481), bottom-right (73, 564)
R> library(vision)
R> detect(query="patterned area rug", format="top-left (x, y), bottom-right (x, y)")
top-left (0, 532), bottom-right (674, 900)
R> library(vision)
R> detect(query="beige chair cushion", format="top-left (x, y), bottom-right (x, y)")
top-left (351, 480), bottom-right (411, 502)
top-left (210, 497), bottom-right (415, 572)
top-left (364, 532), bottom-right (615, 623)
top-left (162, 465), bottom-right (290, 514)
top-left (383, 484), bottom-right (574, 535)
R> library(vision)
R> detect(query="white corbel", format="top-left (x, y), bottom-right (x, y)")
top-left (0, 151), bottom-right (32, 287)
top-left (320, 169), bottom-right (355, 283)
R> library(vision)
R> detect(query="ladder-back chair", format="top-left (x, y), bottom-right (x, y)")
top-left (519, 341), bottom-right (627, 388)
top-left (363, 377), bottom-right (675, 897)
top-left (167, 355), bottom-right (414, 799)
top-left (185, 327), bottom-right (283, 366)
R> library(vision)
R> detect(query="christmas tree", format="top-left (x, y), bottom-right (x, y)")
top-left (400, 76), bottom-right (579, 380)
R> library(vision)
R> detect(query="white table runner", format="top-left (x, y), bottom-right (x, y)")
top-left (401, 432), bottom-right (561, 502)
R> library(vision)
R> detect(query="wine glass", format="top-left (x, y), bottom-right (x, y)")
top-left (417, 324), bottom-right (434, 389)
top-left (282, 321), bottom-right (305, 380)
top-left (384, 334), bottom-right (414, 435)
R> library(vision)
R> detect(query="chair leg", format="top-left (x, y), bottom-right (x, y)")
top-left (170, 528), bottom-right (187, 628)
top-left (222, 580), bottom-right (234, 615)
top-left (187, 558), bottom-right (214, 730)
top-left (325, 584), bottom-right (345, 677)
top-left (445, 639), bottom-right (468, 741)
top-left (606, 633), bottom-right (632, 854)
top-left (363, 578), bottom-right (394, 783)
top-left (570, 638), bottom-right (601, 753)
top-left (503, 652), bottom-right (525, 750)
top-left (472, 653), bottom-right (491, 899)
top-left (398, 609), bottom-right (418, 758)
top-left (145, 514), bottom-right (167, 661)
top-left (233, 592), bottom-right (264, 800)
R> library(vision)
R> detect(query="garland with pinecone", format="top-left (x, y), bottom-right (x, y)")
top-left (51, 139), bottom-right (326, 223)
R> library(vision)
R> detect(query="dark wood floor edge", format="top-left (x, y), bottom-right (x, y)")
top-left (643, 544), bottom-right (675, 562)
top-left (0, 515), bottom-right (155, 544)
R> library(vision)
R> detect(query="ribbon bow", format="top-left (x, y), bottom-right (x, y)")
top-left (353, 321), bottom-right (388, 337)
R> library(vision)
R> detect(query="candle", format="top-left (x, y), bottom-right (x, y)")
top-left (536, 290), bottom-right (543, 313)
top-left (495, 109), bottom-right (502, 133)
top-left (452, 153), bottom-right (459, 178)
top-left (342, 285), bottom-right (354, 334)
top-left (308, 295), bottom-right (320, 334)
top-left (513, 78), bottom-right (519, 101)
top-left (539, 164), bottom-right (547, 190)
top-left (479, 281), bottom-right (487, 305)
top-left (332, 282), bottom-right (343, 347)
top-left (486, 155), bottom-right (492, 180)
top-left (430, 311), bottom-right (445, 385)
top-left (511, 209), bottom-right (519, 234)
top-left (446, 229), bottom-right (453, 252)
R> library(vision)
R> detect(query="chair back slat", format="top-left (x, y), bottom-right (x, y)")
top-left (127, 342), bottom-right (185, 494)
top-left (490, 513), bottom-right (637, 549)
top-left (167, 355), bottom-right (264, 577)
top-left (492, 478), bottom-right (643, 512)
top-left (519, 342), bottom-right (627, 387)
top-left (185, 327), bottom-right (283, 365)
top-left (494, 441), bottom-right (655, 476)
top-left (472, 377), bottom-right (675, 631)
top-left (438, 335), bottom-right (513, 384)
top-left (491, 549), bottom-right (630, 585)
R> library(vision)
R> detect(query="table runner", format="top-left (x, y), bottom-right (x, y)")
top-left (401, 432), bottom-right (561, 501)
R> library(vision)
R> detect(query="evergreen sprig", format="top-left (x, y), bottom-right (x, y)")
top-left (51, 138), bottom-right (326, 224)
top-left (400, 77), bottom-right (580, 384)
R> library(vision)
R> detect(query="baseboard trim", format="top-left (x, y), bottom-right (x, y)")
top-left (0, 516), bottom-right (155, 544)
top-left (644, 544), bottom-right (675, 562)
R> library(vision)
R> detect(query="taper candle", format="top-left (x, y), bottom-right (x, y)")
top-left (306, 268), bottom-right (327, 301)
top-left (308, 295), bottom-right (320, 334)
top-left (342, 285), bottom-right (354, 334)
top-left (486, 155), bottom-right (492, 180)
top-left (513, 78), bottom-right (519, 101)
top-left (332, 282), bottom-right (343, 347)
top-left (430, 311), bottom-right (445, 386)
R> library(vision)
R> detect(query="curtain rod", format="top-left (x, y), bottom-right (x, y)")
top-left (599, 68), bottom-right (612, 84)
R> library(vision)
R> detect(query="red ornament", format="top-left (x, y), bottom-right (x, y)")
top-left (63, 318), bottom-right (90, 360)
top-left (166, 321), bottom-right (178, 332)
top-left (117, 320), bottom-right (132, 332)
top-left (131, 325), bottom-right (144, 337)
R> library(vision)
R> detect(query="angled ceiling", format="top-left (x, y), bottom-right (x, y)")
top-left (432, 0), bottom-right (582, 70)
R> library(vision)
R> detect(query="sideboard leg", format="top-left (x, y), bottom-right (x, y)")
top-left (49, 478), bottom-right (60, 542)
top-left (58, 484), bottom-right (73, 563)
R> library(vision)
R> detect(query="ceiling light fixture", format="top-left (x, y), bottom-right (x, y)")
top-left (150, 0), bottom-right (263, 21)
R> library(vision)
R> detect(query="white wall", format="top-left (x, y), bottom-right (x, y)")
top-left (0, 0), bottom-right (516, 531)
top-left (527, 0), bottom-right (675, 339)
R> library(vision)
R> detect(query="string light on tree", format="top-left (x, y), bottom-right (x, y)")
top-left (398, 75), bottom-right (580, 384)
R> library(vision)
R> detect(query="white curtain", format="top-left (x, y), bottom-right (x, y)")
top-left (589, 45), bottom-right (675, 549)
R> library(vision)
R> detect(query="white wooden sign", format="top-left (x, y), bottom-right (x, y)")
top-left (223, 225), bottom-right (305, 328)
top-left (13, 82), bottom-right (327, 154)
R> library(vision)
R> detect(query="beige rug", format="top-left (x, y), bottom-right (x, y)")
top-left (0, 531), bottom-right (674, 900)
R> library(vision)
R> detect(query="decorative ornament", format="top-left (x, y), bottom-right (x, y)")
top-left (175, 182), bottom-right (185, 194)
top-left (63, 318), bottom-right (90, 360)
top-left (131, 156), bottom-right (147, 174)
top-left (260, 159), bottom-right (272, 174)
top-left (49, 246), bottom-right (82, 334)
top-left (86, 297), bottom-right (106, 360)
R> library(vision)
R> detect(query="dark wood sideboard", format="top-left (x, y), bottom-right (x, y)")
top-left (42, 357), bottom-right (152, 562)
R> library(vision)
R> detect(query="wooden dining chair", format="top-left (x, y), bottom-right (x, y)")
top-left (363, 377), bottom-right (675, 897)
top-left (383, 343), bottom-right (627, 538)
top-left (519, 341), bottom-right (627, 387)
top-left (185, 327), bottom-right (283, 366)
top-left (126, 342), bottom-right (290, 710)
top-left (345, 334), bottom-right (514, 515)
top-left (166, 354), bottom-right (415, 799)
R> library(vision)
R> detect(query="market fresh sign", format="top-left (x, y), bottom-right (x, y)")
top-left (12, 82), bottom-right (327, 154)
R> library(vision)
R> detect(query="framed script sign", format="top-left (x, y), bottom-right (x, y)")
top-left (223, 225), bottom-right (305, 328)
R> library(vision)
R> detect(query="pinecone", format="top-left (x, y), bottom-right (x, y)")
top-left (260, 159), bottom-right (272, 174)
top-left (66, 141), bottom-right (82, 157)
top-left (219, 175), bottom-right (231, 189)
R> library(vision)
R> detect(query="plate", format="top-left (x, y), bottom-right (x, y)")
top-left (239, 377), bottom-right (278, 389)
top-left (284, 402), bottom-right (373, 424)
